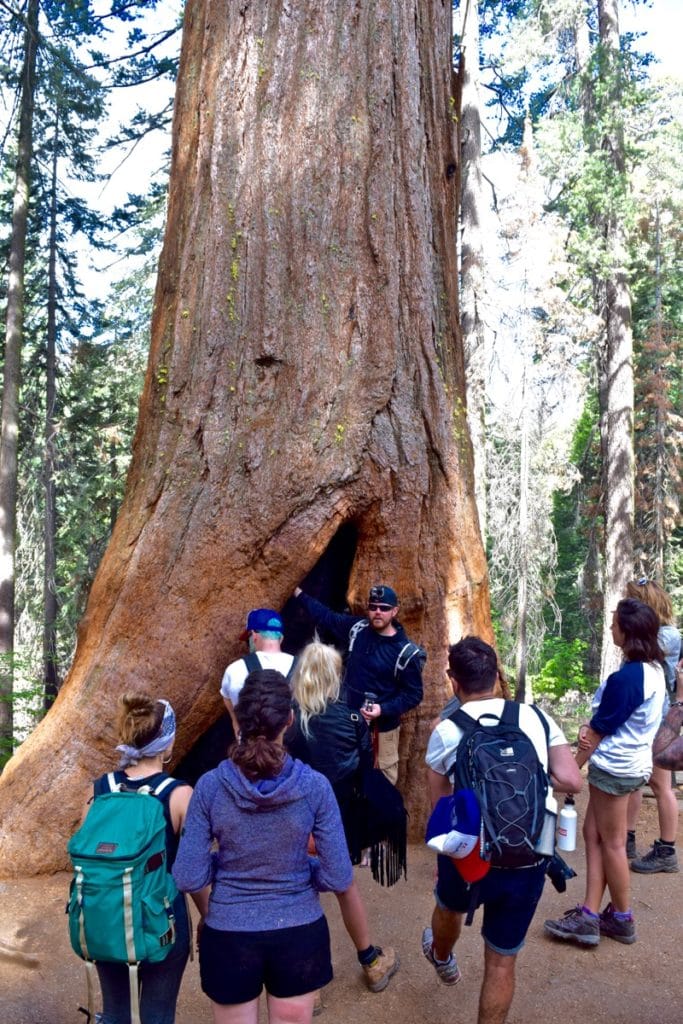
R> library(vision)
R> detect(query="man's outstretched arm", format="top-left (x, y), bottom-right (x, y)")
top-left (293, 587), bottom-right (361, 644)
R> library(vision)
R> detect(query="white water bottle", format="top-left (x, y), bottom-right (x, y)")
top-left (535, 794), bottom-right (558, 855)
top-left (557, 795), bottom-right (577, 852)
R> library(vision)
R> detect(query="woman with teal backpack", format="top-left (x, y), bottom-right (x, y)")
top-left (73, 693), bottom-right (208, 1024)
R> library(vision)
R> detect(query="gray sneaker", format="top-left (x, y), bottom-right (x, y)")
top-left (599, 903), bottom-right (637, 944)
top-left (630, 840), bottom-right (679, 874)
top-left (421, 927), bottom-right (462, 984)
top-left (544, 906), bottom-right (600, 947)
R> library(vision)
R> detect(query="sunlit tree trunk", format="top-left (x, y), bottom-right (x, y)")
top-left (514, 363), bottom-right (529, 702)
top-left (596, 0), bottom-right (634, 678)
top-left (459, 0), bottom-right (487, 537)
top-left (0, 0), bottom-right (39, 758)
top-left (0, 0), bottom-right (490, 875)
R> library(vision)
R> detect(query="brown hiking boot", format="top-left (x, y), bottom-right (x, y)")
top-left (362, 947), bottom-right (399, 992)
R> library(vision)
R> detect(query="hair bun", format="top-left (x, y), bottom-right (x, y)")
top-left (120, 693), bottom-right (155, 716)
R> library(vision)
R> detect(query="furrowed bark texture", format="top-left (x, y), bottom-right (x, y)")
top-left (0, 0), bottom-right (490, 875)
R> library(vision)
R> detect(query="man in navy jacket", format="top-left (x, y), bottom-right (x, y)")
top-left (293, 583), bottom-right (425, 783)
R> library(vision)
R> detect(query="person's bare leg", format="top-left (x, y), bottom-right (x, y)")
top-left (586, 787), bottom-right (631, 912)
top-left (583, 788), bottom-right (607, 913)
top-left (648, 764), bottom-right (679, 842)
top-left (477, 946), bottom-right (516, 1024)
top-left (266, 991), bottom-right (316, 1024)
top-left (211, 996), bottom-right (259, 1024)
top-left (431, 903), bottom-right (463, 961)
top-left (335, 880), bottom-right (371, 950)
top-left (626, 788), bottom-right (642, 831)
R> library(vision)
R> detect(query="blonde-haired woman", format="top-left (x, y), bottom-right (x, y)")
top-left (289, 641), bottom-right (372, 820)
top-left (286, 641), bottom-right (399, 993)
top-left (625, 578), bottom-right (680, 873)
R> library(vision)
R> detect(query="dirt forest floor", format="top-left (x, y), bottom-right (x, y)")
top-left (1, 787), bottom-right (681, 1024)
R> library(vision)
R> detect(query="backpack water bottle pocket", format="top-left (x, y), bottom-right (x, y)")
top-left (140, 889), bottom-right (177, 963)
top-left (67, 875), bottom-right (87, 959)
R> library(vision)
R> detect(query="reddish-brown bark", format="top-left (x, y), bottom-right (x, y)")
top-left (0, 0), bottom-right (490, 876)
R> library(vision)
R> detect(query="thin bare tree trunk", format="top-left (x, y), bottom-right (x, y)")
top-left (0, 0), bottom-right (490, 876)
top-left (0, 0), bottom-right (39, 757)
top-left (651, 203), bottom-right (665, 582)
top-left (514, 366), bottom-right (529, 702)
top-left (43, 111), bottom-right (60, 711)
top-left (459, 0), bottom-right (487, 538)
top-left (596, 0), bottom-right (634, 678)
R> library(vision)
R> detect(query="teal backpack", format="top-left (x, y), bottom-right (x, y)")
top-left (67, 773), bottom-right (180, 1024)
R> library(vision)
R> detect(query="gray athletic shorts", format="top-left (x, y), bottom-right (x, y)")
top-left (588, 763), bottom-right (647, 795)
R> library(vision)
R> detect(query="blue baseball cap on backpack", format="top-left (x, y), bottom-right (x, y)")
top-left (425, 788), bottom-right (490, 884)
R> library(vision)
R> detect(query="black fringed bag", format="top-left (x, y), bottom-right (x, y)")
top-left (345, 716), bottom-right (408, 887)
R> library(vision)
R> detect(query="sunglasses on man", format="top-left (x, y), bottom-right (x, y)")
top-left (368, 602), bottom-right (393, 611)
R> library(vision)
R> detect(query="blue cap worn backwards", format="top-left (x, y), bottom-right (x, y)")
top-left (239, 608), bottom-right (284, 641)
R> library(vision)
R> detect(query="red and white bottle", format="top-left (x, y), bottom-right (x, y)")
top-left (557, 795), bottom-right (577, 852)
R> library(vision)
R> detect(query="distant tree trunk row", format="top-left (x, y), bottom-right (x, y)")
top-left (0, 0), bottom-right (39, 755)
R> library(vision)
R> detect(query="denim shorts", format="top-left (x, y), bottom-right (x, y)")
top-left (199, 915), bottom-right (332, 1004)
top-left (435, 854), bottom-right (546, 955)
top-left (588, 763), bottom-right (647, 795)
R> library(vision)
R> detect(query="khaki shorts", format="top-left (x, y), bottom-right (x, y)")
top-left (588, 763), bottom-right (647, 796)
top-left (377, 727), bottom-right (400, 785)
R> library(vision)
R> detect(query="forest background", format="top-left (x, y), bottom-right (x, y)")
top-left (0, 0), bottom-right (681, 766)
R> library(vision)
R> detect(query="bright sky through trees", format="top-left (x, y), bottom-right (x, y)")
top-left (621, 0), bottom-right (683, 79)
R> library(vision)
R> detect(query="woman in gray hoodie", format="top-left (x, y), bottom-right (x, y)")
top-left (173, 669), bottom-right (352, 1024)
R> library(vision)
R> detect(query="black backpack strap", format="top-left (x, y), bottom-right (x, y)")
top-left (446, 708), bottom-right (478, 780)
top-left (152, 775), bottom-right (182, 801)
top-left (93, 771), bottom-right (119, 799)
top-left (500, 700), bottom-right (521, 727)
top-left (530, 703), bottom-right (551, 746)
top-left (464, 881), bottom-right (480, 927)
top-left (348, 619), bottom-right (369, 652)
top-left (242, 652), bottom-right (261, 674)
top-left (449, 706), bottom-right (478, 736)
top-left (243, 651), bottom-right (296, 681)
top-left (394, 642), bottom-right (424, 677)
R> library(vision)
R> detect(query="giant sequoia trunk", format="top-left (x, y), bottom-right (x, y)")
top-left (0, 0), bottom-right (490, 876)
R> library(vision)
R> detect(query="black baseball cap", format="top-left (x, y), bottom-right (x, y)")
top-left (368, 585), bottom-right (399, 606)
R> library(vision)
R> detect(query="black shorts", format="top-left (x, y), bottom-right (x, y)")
top-left (435, 855), bottom-right (547, 955)
top-left (199, 916), bottom-right (333, 1004)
